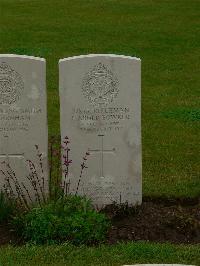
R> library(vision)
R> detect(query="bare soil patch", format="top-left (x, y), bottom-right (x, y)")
top-left (104, 197), bottom-right (200, 244)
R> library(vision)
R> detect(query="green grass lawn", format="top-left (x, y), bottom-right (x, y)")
top-left (0, 1), bottom-right (199, 264)
top-left (0, 242), bottom-right (199, 266)
top-left (0, 0), bottom-right (199, 197)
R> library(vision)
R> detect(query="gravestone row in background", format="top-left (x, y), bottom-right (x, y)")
top-left (0, 54), bottom-right (141, 207)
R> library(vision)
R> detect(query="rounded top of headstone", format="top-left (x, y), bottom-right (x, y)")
top-left (59, 54), bottom-right (141, 62)
top-left (0, 54), bottom-right (45, 61)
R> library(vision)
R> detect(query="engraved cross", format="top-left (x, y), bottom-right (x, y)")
top-left (0, 135), bottom-right (25, 164)
top-left (88, 134), bottom-right (115, 177)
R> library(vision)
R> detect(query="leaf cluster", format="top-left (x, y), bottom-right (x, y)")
top-left (14, 195), bottom-right (110, 245)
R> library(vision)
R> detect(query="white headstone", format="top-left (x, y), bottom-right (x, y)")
top-left (0, 54), bottom-right (48, 200)
top-left (59, 54), bottom-right (141, 207)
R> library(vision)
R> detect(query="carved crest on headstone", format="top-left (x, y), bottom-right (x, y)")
top-left (82, 62), bottom-right (119, 107)
top-left (0, 62), bottom-right (24, 105)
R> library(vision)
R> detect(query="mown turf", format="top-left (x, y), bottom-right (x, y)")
top-left (0, 242), bottom-right (199, 266)
top-left (0, 0), bottom-right (199, 198)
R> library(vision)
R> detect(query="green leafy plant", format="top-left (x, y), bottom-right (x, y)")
top-left (0, 191), bottom-right (16, 223)
top-left (13, 195), bottom-right (110, 245)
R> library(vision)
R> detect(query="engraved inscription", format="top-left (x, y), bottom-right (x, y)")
top-left (72, 106), bottom-right (130, 133)
top-left (0, 62), bottom-right (24, 105)
top-left (82, 63), bottom-right (119, 107)
top-left (0, 107), bottom-right (42, 132)
top-left (80, 181), bottom-right (137, 204)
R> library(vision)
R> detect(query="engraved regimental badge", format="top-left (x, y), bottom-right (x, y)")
top-left (0, 62), bottom-right (24, 105)
top-left (82, 62), bottom-right (119, 107)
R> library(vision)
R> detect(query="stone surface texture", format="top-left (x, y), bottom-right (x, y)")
top-left (0, 54), bottom-right (48, 199)
top-left (59, 54), bottom-right (141, 207)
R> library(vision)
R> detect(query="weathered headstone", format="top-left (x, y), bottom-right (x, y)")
top-left (0, 54), bottom-right (48, 200)
top-left (59, 54), bottom-right (141, 207)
